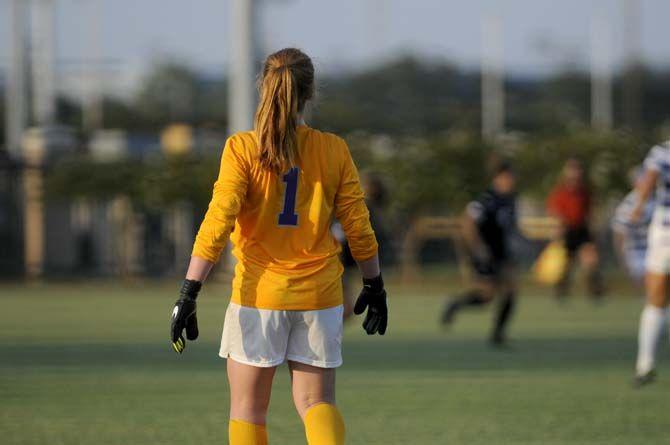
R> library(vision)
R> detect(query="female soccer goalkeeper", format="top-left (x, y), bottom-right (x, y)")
top-left (169, 48), bottom-right (387, 445)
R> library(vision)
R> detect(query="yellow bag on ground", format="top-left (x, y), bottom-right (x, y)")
top-left (533, 241), bottom-right (568, 286)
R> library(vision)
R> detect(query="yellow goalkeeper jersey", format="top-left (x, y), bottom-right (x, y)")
top-left (192, 125), bottom-right (378, 310)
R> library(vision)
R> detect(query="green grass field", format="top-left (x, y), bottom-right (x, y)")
top-left (1, 278), bottom-right (668, 444)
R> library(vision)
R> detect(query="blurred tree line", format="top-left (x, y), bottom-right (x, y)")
top-left (3, 55), bottom-right (670, 137)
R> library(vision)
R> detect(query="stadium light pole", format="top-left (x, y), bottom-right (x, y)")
top-left (366, 0), bottom-right (388, 60)
top-left (228, 0), bottom-right (257, 134)
top-left (590, 13), bottom-right (613, 131)
top-left (481, 13), bottom-right (505, 141)
top-left (31, 0), bottom-right (57, 127)
top-left (224, 0), bottom-right (258, 275)
top-left (82, 0), bottom-right (104, 132)
top-left (5, 0), bottom-right (29, 158)
top-left (622, 0), bottom-right (642, 130)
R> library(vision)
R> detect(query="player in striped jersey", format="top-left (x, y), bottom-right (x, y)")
top-left (630, 141), bottom-right (670, 387)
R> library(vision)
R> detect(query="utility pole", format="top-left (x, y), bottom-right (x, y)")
top-left (622, 0), bottom-right (642, 129)
top-left (5, 0), bottom-right (29, 158)
top-left (590, 14), bottom-right (613, 130)
top-left (367, 0), bottom-right (388, 60)
top-left (222, 0), bottom-right (257, 275)
top-left (228, 0), bottom-right (257, 133)
top-left (31, 0), bottom-right (57, 126)
top-left (82, 0), bottom-right (104, 132)
top-left (481, 14), bottom-right (505, 140)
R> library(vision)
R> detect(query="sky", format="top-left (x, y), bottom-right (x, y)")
top-left (1, 0), bottom-right (670, 97)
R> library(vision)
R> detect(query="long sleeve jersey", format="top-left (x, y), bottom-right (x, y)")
top-left (192, 126), bottom-right (378, 310)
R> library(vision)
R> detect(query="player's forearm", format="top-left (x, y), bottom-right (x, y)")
top-left (631, 170), bottom-right (657, 221)
top-left (185, 255), bottom-right (215, 282)
top-left (338, 200), bottom-right (379, 263)
top-left (356, 254), bottom-right (381, 279)
top-left (191, 209), bottom-right (236, 263)
top-left (612, 232), bottom-right (626, 265)
top-left (635, 170), bottom-right (657, 207)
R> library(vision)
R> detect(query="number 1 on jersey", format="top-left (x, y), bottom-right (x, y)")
top-left (278, 167), bottom-right (299, 226)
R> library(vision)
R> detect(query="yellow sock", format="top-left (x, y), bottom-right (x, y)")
top-left (303, 403), bottom-right (345, 445)
top-left (229, 419), bottom-right (268, 445)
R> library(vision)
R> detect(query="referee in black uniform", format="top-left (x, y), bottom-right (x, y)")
top-left (441, 161), bottom-right (521, 346)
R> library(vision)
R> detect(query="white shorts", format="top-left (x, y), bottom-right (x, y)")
top-left (646, 221), bottom-right (670, 274)
top-left (219, 302), bottom-right (343, 368)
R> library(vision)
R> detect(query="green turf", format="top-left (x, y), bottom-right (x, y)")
top-left (1, 279), bottom-right (668, 444)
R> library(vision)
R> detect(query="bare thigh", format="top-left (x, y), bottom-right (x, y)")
top-left (227, 358), bottom-right (277, 424)
top-left (473, 266), bottom-right (519, 299)
top-left (289, 361), bottom-right (336, 419)
top-left (646, 272), bottom-right (670, 308)
top-left (578, 242), bottom-right (599, 269)
top-left (496, 265), bottom-right (518, 295)
top-left (472, 279), bottom-right (497, 301)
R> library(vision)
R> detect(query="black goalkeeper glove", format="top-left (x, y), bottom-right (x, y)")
top-left (353, 275), bottom-right (388, 335)
top-left (170, 279), bottom-right (201, 354)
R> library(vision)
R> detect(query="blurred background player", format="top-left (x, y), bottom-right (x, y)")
top-left (169, 48), bottom-right (388, 444)
top-left (547, 158), bottom-right (604, 300)
top-left (611, 167), bottom-right (655, 287)
top-left (334, 173), bottom-right (390, 320)
top-left (630, 140), bottom-right (670, 387)
top-left (441, 161), bottom-right (521, 346)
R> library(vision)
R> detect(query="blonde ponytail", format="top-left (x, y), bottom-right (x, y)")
top-left (254, 48), bottom-right (314, 174)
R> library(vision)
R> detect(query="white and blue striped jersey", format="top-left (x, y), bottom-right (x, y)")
top-left (644, 141), bottom-right (670, 213)
top-left (612, 190), bottom-right (654, 253)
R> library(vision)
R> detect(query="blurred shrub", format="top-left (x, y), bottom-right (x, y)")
top-left (351, 130), bottom-right (649, 221)
top-left (45, 154), bottom-right (219, 211)
top-left (46, 158), bottom-right (142, 201)
top-left (515, 130), bottom-right (648, 201)
top-left (349, 132), bottom-right (492, 218)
